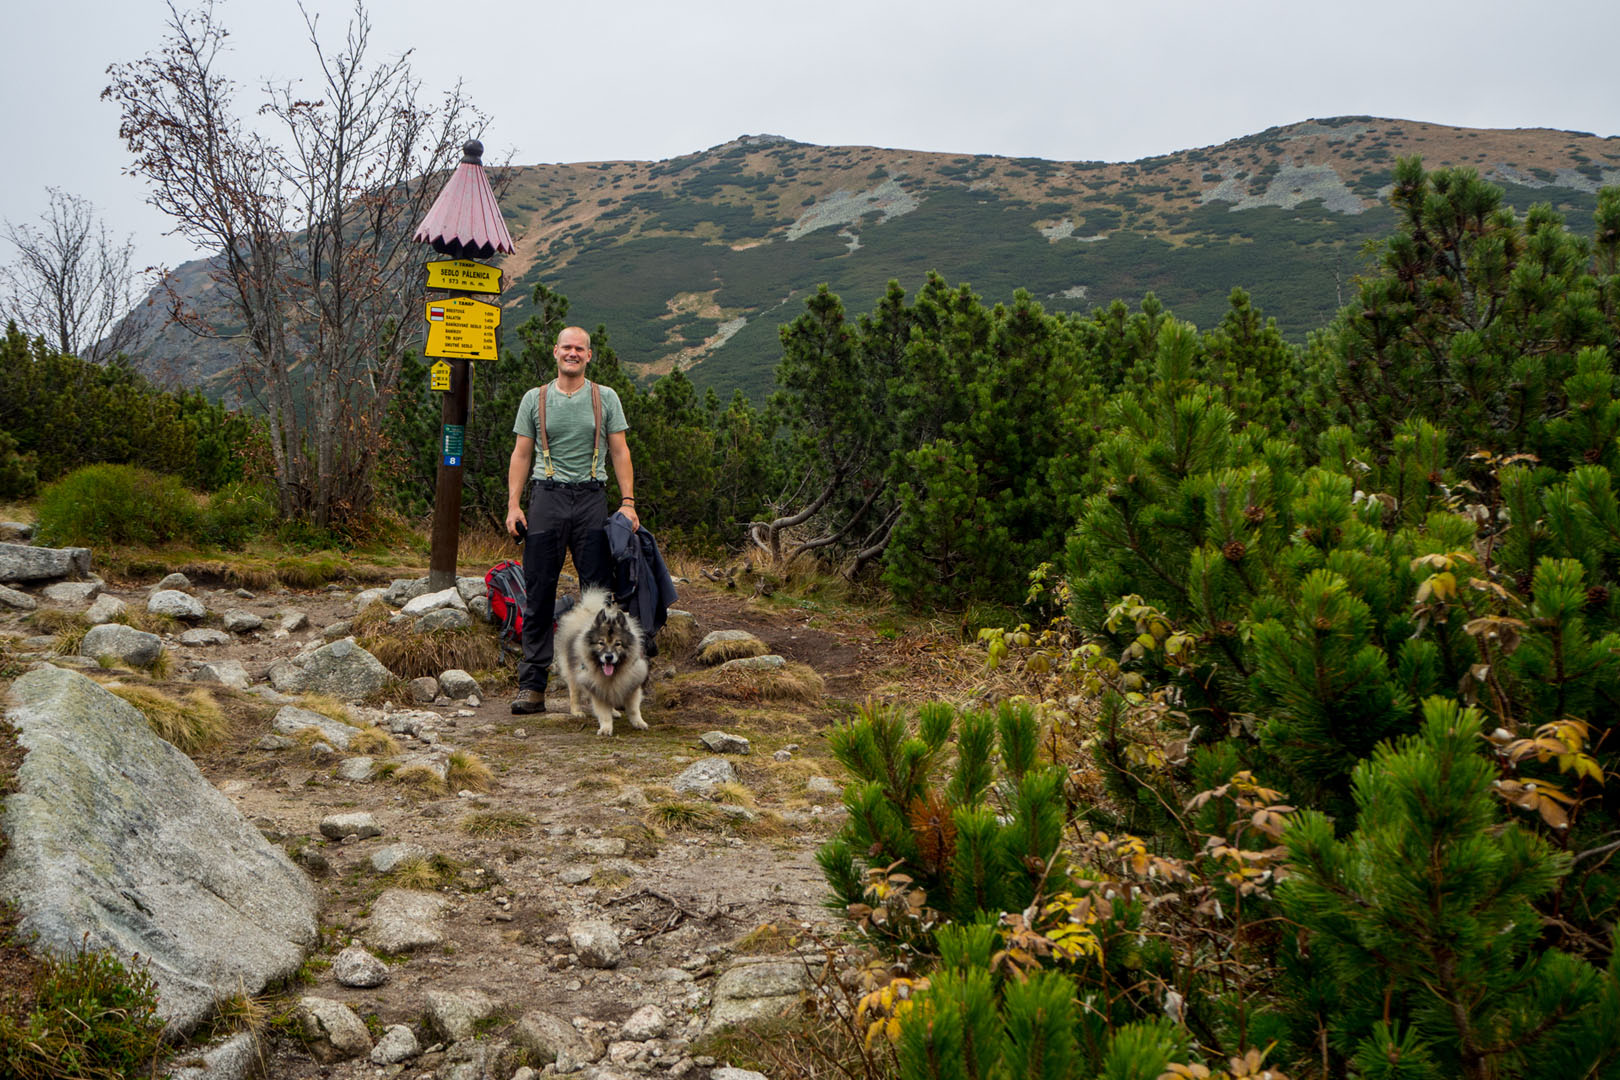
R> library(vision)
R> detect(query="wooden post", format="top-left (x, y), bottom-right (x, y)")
top-left (427, 355), bottom-right (471, 592)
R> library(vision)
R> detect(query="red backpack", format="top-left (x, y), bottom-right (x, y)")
top-left (485, 559), bottom-right (526, 660)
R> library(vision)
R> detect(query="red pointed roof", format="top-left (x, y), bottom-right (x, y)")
top-left (413, 140), bottom-right (515, 260)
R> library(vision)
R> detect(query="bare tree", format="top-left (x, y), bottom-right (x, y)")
top-left (1, 189), bottom-right (149, 363)
top-left (104, 0), bottom-right (486, 527)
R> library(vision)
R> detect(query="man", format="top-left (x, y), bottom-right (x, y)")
top-left (506, 326), bottom-right (639, 714)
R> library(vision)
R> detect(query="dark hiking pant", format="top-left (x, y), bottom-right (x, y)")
top-left (517, 481), bottom-right (612, 691)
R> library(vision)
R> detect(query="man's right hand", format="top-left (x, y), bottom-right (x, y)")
top-left (506, 506), bottom-right (527, 538)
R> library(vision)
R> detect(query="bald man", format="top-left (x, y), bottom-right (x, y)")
top-left (505, 326), bottom-right (638, 714)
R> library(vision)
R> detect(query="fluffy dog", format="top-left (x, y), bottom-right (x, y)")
top-left (555, 587), bottom-right (649, 736)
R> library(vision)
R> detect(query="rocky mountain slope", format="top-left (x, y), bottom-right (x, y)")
top-left (126, 116), bottom-right (1620, 403)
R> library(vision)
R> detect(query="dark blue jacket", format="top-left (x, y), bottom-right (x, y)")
top-left (605, 512), bottom-right (677, 656)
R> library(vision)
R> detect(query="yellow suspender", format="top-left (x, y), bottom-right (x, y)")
top-left (536, 381), bottom-right (603, 481)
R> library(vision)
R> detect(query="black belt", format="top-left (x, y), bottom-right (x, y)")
top-left (536, 479), bottom-right (605, 491)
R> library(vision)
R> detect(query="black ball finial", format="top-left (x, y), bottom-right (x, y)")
top-left (461, 140), bottom-right (484, 165)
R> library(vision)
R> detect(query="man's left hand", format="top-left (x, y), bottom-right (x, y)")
top-left (619, 504), bottom-right (641, 532)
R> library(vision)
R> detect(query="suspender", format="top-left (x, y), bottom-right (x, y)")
top-left (535, 380), bottom-right (604, 480)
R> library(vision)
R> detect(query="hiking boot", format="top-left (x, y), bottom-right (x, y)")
top-left (511, 689), bottom-right (547, 715)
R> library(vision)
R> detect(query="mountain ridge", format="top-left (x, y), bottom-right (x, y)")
top-left (124, 116), bottom-right (1620, 403)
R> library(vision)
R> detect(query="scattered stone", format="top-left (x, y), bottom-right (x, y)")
top-left (194, 660), bottom-right (251, 690)
top-left (322, 619), bottom-right (353, 641)
top-left (148, 589), bottom-right (207, 621)
top-left (365, 889), bottom-right (448, 952)
top-left (382, 710), bottom-right (437, 736)
top-left (79, 623), bottom-right (162, 668)
top-left (425, 987), bottom-right (499, 1041)
top-left (513, 1009), bottom-right (601, 1069)
top-left (611, 786), bottom-right (649, 809)
top-left (42, 580), bottom-right (100, 604)
top-left (696, 628), bottom-right (768, 665)
top-left (671, 757), bottom-right (739, 796)
top-left (370, 843), bottom-right (430, 873)
top-left (255, 734), bottom-right (295, 751)
top-left (773, 749), bottom-right (793, 761)
top-left (352, 587), bottom-right (389, 612)
top-left (0, 668), bottom-right (318, 1035)
top-left (0, 583), bottom-right (38, 611)
top-left (222, 610), bottom-right (263, 633)
top-left (370, 1024), bottom-right (419, 1065)
top-left (416, 607), bottom-right (473, 633)
top-left (280, 611), bottom-right (309, 633)
top-left (456, 576), bottom-right (488, 602)
top-left (705, 957), bottom-right (813, 1035)
top-left (293, 848), bottom-right (330, 877)
top-left (568, 919), bottom-right (623, 969)
top-left (232, 588), bottom-right (255, 598)
top-left (0, 521), bottom-right (33, 541)
top-left (806, 775), bottom-right (842, 796)
top-left (334, 756), bottom-right (375, 782)
top-left (272, 705), bottom-right (357, 750)
top-left (382, 577), bottom-right (431, 606)
top-left (622, 1005), bottom-right (668, 1041)
top-left (332, 946), bottom-right (389, 988)
top-left (699, 730), bottom-right (751, 755)
top-left (401, 587), bottom-right (467, 616)
top-left (439, 669), bottom-right (481, 699)
top-left (469, 595), bottom-right (493, 623)
top-left (295, 996), bottom-right (373, 1063)
top-left (319, 812), bottom-right (381, 840)
top-left (266, 638), bottom-right (392, 699)
top-left (166, 1031), bottom-right (262, 1080)
top-left (662, 607), bottom-right (697, 638)
top-left (179, 628), bottom-right (231, 647)
top-left (558, 866), bottom-right (595, 885)
top-left (245, 685), bottom-right (297, 705)
top-left (713, 1068), bottom-right (770, 1080)
top-left (579, 837), bottom-right (627, 857)
top-left (409, 676), bottom-right (439, 703)
top-left (0, 541), bottom-right (91, 583)
top-left (83, 593), bottom-right (126, 624)
top-left (154, 572), bottom-right (192, 591)
top-left (719, 654), bottom-right (787, 672)
top-left (716, 804), bottom-right (757, 823)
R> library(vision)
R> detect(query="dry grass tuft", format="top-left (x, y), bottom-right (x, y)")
top-left (458, 526), bottom-right (520, 568)
top-left (390, 763), bottom-right (448, 795)
top-left (297, 694), bottom-right (354, 726)
top-left (225, 565), bottom-right (278, 591)
top-left (28, 609), bottom-right (86, 635)
top-left (647, 801), bottom-right (726, 832)
top-left (108, 685), bottom-right (228, 754)
top-left (272, 554), bottom-right (348, 589)
top-left (734, 922), bottom-right (800, 955)
top-left (659, 662), bottom-right (825, 708)
top-left (460, 811), bottom-right (534, 837)
top-left (347, 726), bottom-right (401, 757)
top-left (712, 781), bottom-right (757, 808)
top-left (696, 636), bottom-right (770, 665)
top-left (288, 726), bottom-right (338, 752)
top-left (359, 624), bottom-right (501, 680)
top-left (51, 625), bottom-right (90, 657)
top-left (447, 750), bottom-right (494, 792)
top-left (390, 855), bottom-right (458, 890)
top-left (655, 614), bottom-right (698, 658)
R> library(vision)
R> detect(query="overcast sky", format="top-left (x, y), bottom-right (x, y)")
top-left (6, 0), bottom-right (1620, 274)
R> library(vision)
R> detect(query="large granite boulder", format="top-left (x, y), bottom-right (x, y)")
top-left (149, 589), bottom-right (207, 621)
top-left (704, 957), bottom-right (813, 1035)
top-left (0, 667), bottom-right (319, 1034)
top-left (0, 542), bottom-right (91, 583)
top-left (267, 638), bottom-right (392, 700)
top-left (79, 623), bottom-right (163, 668)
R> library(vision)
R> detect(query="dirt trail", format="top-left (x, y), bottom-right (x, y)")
top-left (8, 569), bottom-right (928, 1077)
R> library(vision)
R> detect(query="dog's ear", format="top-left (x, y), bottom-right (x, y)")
top-left (593, 607), bottom-right (612, 628)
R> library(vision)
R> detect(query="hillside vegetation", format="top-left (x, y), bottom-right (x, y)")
top-left (126, 117), bottom-right (1620, 402)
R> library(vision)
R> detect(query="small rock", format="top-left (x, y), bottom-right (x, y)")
top-left (469, 596), bottom-right (493, 623)
top-left (513, 1009), bottom-right (601, 1068)
top-left (179, 628), bottom-right (231, 646)
top-left (712, 1068), bottom-right (770, 1080)
top-left (323, 620), bottom-right (353, 641)
top-left (223, 610), bottom-right (263, 633)
top-left (79, 623), bottom-right (162, 667)
top-left (332, 946), bottom-right (389, 988)
top-left (370, 1024), bottom-right (419, 1065)
top-left (718, 654), bottom-right (787, 672)
top-left (621, 1005), bottom-right (668, 1041)
top-left (335, 756), bottom-right (376, 782)
top-left (296, 996), bottom-right (373, 1063)
top-left (716, 804), bottom-right (757, 823)
top-left (558, 866), bottom-right (595, 885)
top-left (352, 587), bottom-right (389, 612)
top-left (233, 588), bottom-right (255, 599)
top-left (83, 593), bottom-right (126, 624)
top-left (0, 584), bottom-right (38, 611)
top-left (256, 734), bottom-right (296, 751)
top-left (293, 848), bottom-right (330, 877)
top-left (148, 589), bottom-right (207, 621)
top-left (568, 919), bottom-right (623, 969)
top-left (366, 889), bottom-right (448, 952)
top-left (456, 576), bottom-right (488, 602)
top-left (42, 580), bottom-right (100, 604)
top-left (409, 676), bottom-right (439, 704)
top-left (699, 731), bottom-right (751, 755)
top-left (671, 757), bottom-right (739, 796)
top-left (416, 608), bottom-right (472, 632)
top-left (280, 611), bottom-right (309, 633)
top-left (773, 749), bottom-right (793, 762)
top-left (155, 572), bottom-right (193, 591)
top-left (370, 843), bottom-right (430, 873)
top-left (382, 577), bottom-right (431, 606)
top-left (401, 587), bottom-right (467, 616)
top-left (166, 1031), bottom-right (262, 1080)
top-left (695, 629), bottom-right (768, 665)
top-left (578, 837), bottom-right (627, 857)
top-left (425, 988), bottom-right (499, 1041)
top-left (806, 775), bottom-right (842, 796)
top-left (273, 705), bottom-right (357, 749)
top-left (319, 812), bottom-right (381, 840)
top-left (439, 669), bottom-right (481, 699)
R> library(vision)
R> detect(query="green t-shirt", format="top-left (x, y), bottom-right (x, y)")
top-left (512, 381), bottom-right (629, 483)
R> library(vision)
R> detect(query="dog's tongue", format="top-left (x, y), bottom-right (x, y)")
top-left (602, 662), bottom-right (616, 676)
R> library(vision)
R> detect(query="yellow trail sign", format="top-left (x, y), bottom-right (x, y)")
top-left (429, 360), bottom-right (452, 392)
top-left (424, 258), bottom-right (502, 294)
top-left (424, 296), bottom-right (501, 359)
